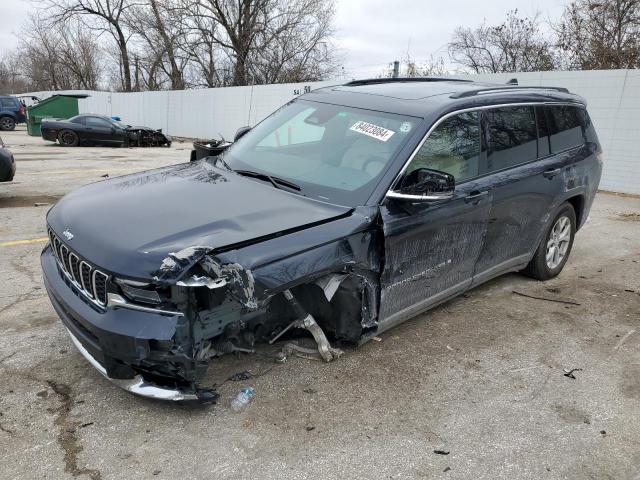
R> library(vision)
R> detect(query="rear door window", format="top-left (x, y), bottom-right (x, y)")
top-left (545, 105), bottom-right (585, 152)
top-left (485, 106), bottom-right (538, 172)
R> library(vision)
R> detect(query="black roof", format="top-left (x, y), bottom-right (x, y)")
top-left (303, 78), bottom-right (585, 119)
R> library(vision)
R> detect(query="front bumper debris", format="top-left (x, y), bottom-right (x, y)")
top-left (42, 246), bottom-right (217, 403)
top-left (65, 328), bottom-right (199, 402)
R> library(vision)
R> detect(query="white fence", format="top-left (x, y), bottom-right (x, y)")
top-left (24, 81), bottom-right (338, 141)
top-left (23, 70), bottom-right (640, 195)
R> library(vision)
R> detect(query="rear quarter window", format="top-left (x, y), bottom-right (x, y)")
top-left (576, 108), bottom-right (599, 146)
top-left (0, 98), bottom-right (17, 109)
top-left (545, 105), bottom-right (585, 153)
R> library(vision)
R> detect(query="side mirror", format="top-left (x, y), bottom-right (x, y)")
top-left (387, 168), bottom-right (455, 201)
top-left (234, 126), bottom-right (251, 142)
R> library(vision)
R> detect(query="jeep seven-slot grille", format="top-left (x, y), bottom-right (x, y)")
top-left (48, 229), bottom-right (109, 307)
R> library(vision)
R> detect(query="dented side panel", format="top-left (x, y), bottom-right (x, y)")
top-left (472, 152), bottom-right (570, 274)
top-left (378, 181), bottom-right (492, 326)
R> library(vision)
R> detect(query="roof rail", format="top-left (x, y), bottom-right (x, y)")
top-left (450, 85), bottom-right (569, 99)
top-left (344, 77), bottom-right (473, 86)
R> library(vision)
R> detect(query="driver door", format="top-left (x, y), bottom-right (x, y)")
top-left (85, 116), bottom-right (115, 144)
top-left (377, 111), bottom-right (492, 330)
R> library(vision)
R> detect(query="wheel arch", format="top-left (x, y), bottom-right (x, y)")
top-left (566, 194), bottom-right (585, 230)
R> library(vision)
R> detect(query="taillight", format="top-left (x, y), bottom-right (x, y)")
top-left (18, 105), bottom-right (25, 115)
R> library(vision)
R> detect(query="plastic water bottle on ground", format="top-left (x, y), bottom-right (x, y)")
top-left (231, 387), bottom-right (255, 412)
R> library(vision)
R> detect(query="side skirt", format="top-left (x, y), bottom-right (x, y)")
top-left (363, 253), bottom-right (531, 344)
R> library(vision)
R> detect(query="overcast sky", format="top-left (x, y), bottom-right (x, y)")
top-left (0, 0), bottom-right (567, 79)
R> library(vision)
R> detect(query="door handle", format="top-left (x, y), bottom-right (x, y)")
top-left (543, 168), bottom-right (561, 178)
top-left (464, 190), bottom-right (489, 203)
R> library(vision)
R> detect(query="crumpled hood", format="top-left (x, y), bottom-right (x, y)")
top-left (47, 161), bottom-right (351, 281)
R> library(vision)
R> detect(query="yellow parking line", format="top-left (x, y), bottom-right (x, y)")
top-left (0, 237), bottom-right (49, 247)
top-left (21, 168), bottom-right (141, 176)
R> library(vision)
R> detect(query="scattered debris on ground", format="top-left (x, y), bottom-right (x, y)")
top-left (434, 449), bottom-right (450, 455)
top-left (615, 212), bottom-right (640, 221)
top-left (563, 368), bottom-right (583, 379)
top-left (512, 290), bottom-right (581, 306)
top-left (613, 330), bottom-right (636, 350)
top-left (228, 371), bottom-right (252, 382)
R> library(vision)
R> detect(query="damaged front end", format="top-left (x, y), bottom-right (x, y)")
top-left (126, 127), bottom-right (172, 147)
top-left (42, 206), bottom-right (382, 404)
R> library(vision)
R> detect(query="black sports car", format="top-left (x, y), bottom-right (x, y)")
top-left (41, 114), bottom-right (172, 147)
top-left (0, 135), bottom-right (15, 182)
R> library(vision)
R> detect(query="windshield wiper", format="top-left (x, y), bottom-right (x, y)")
top-left (233, 169), bottom-right (301, 192)
top-left (213, 156), bottom-right (233, 171)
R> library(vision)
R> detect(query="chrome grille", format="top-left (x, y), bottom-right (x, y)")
top-left (48, 228), bottom-right (109, 307)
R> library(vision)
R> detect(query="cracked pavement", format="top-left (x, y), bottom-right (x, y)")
top-left (1, 126), bottom-right (639, 479)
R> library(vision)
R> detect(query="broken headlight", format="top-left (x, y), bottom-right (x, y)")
top-left (115, 278), bottom-right (161, 305)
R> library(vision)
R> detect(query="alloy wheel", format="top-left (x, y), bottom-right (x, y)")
top-left (0, 117), bottom-right (14, 130)
top-left (546, 215), bottom-right (571, 269)
top-left (61, 131), bottom-right (76, 145)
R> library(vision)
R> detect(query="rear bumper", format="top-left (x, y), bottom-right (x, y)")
top-left (41, 246), bottom-right (212, 403)
top-left (41, 129), bottom-right (58, 142)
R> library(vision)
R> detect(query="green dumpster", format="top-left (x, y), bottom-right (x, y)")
top-left (26, 94), bottom-right (89, 136)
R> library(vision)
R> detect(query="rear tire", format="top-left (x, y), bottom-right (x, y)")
top-left (58, 129), bottom-right (79, 147)
top-left (522, 203), bottom-right (576, 281)
top-left (0, 116), bottom-right (15, 131)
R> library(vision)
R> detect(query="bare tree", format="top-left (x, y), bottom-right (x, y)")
top-left (0, 54), bottom-right (30, 94)
top-left (126, 0), bottom-right (188, 89)
top-left (449, 10), bottom-right (556, 73)
top-left (380, 54), bottom-right (447, 78)
top-left (247, 1), bottom-right (336, 83)
top-left (10, 14), bottom-right (102, 91)
top-left (44, 0), bottom-right (138, 91)
top-left (555, 0), bottom-right (640, 69)
top-left (183, 0), bottom-right (337, 86)
top-left (57, 20), bottom-right (103, 89)
top-left (8, 0), bottom-right (337, 92)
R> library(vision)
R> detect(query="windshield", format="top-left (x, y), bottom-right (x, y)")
top-left (221, 100), bottom-right (420, 205)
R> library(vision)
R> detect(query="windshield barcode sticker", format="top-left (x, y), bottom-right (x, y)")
top-left (350, 121), bottom-right (395, 142)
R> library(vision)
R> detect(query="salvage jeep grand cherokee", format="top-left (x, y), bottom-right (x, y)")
top-left (42, 78), bottom-right (602, 402)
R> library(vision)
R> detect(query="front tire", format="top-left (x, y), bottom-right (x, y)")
top-left (58, 130), bottom-right (79, 147)
top-left (522, 203), bottom-right (576, 280)
top-left (0, 116), bottom-right (16, 131)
